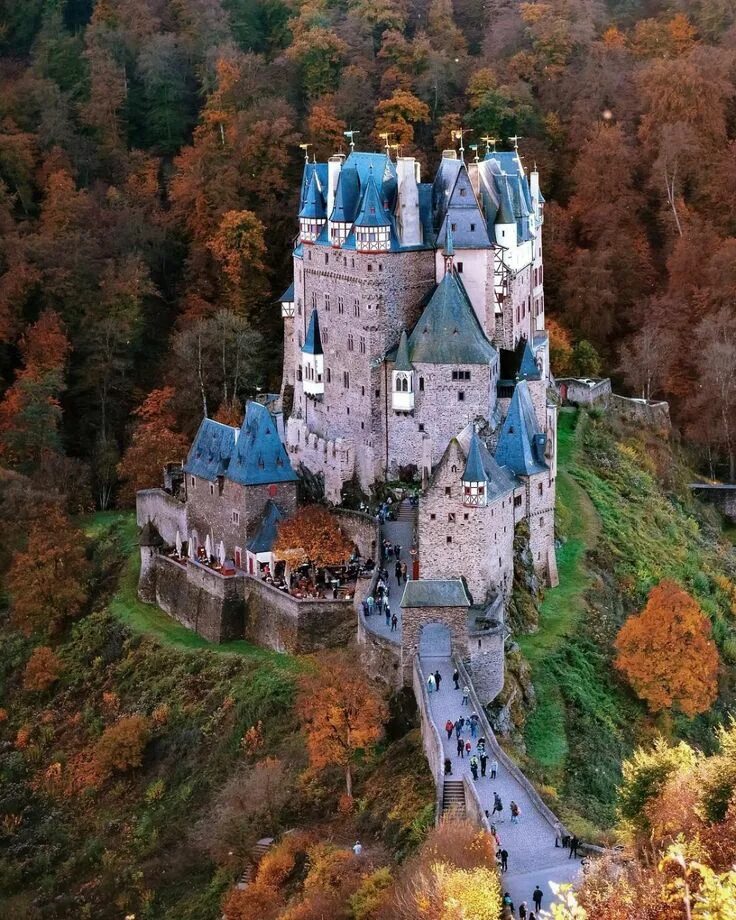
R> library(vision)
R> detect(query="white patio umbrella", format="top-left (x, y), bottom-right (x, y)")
top-left (175, 530), bottom-right (182, 556)
top-left (188, 535), bottom-right (195, 559)
top-left (205, 534), bottom-right (212, 559)
top-left (218, 540), bottom-right (226, 564)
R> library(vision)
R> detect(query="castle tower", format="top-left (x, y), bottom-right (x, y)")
top-left (391, 330), bottom-right (414, 412)
top-left (299, 170), bottom-right (327, 242)
top-left (462, 428), bottom-right (488, 507)
top-left (301, 309), bottom-right (324, 398)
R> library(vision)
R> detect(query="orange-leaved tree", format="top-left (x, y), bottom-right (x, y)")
top-left (296, 651), bottom-right (388, 798)
top-left (273, 505), bottom-right (354, 570)
top-left (94, 714), bottom-right (150, 775)
top-left (117, 387), bottom-right (188, 506)
top-left (23, 646), bottom-right (63, 692)
top-left (7, 504), bottom-right (89, 635)
top-left (614, 580), bottom-right (719, 717)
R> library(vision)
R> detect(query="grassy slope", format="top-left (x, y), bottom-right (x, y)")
top-left (519, 410), bottom-right (600, 770)
top-left (516, 409), bottom-right (736, 838)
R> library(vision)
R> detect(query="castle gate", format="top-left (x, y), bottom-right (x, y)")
top-left (419, 622), bottom-right (452, 658)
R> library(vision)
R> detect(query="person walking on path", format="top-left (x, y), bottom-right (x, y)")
top-left (391, 613), bottom-right (398, 632)
top-left (533, 886), bottom-right (543, 913)
top-left (569, 835), bottom-right (580, 858)
top-left (465, 739), bottom-right (472, 757)
top-left (490, 758), bottom-right (498, 779)
top-left (510, 801), bottom-right (521, 824)
top-left (477, 736), bottom-right (485, 755)
top-left (401, 560), bottom-right (407, 583)
top-left (394, 543), bottom-right (401, 558)
top-left (353, 841), bottom-right (362, 856)
top-left (480, 751), bottom-right (488, 777)
top-left (444, 757), bottom-right (453, 775)
top-left (385, 603), bottom-right (392, 627)
top-left (554, 821), bottom-right (563, 847)
top-left (427, 673), bottom-right (435, 694)
top-left (367, 595), bottom-right (374, 616)
top-left (519, 903), bottom-right (528, 920)
top-left (456, 736), bottom-right (464, 758)
top-left (445, 719), bottom-right (454, 740)
top-left (461, 686), bottom-right (470, 706)
top-left (492, 792), bottom-right (504, 821)
top-left (500, 849), bottom-right (509, 872)
top-left (434, 669), bottom-right (442, 691)
top-left (470, 755), bottom-right (479, 780)
top-left (454, 718), bottom-right (462, 738)
top-left (452, 668), bottom-right (460, 689)
top-left (470, 712), bottom-right (478, 737)
top-left (395, 560), bottom-right (402, 582)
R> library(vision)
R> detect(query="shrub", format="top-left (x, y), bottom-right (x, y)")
top-left (221, 881), bottom-right (281, 920)
top-left (23, 646), bottom-right (62, 691)
top-left (349, 867), bottom-right (393, 919)
top-left (94, 714), bottom-right (150, 774)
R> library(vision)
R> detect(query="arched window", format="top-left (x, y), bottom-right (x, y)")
top-left (401, 378), bottom-right (408, 392)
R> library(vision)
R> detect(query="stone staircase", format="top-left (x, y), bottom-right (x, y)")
top-left (442, 780), bottom-right (466, 818)
top-left (235, 837), bottom-right (274, 890)
top-left (396, 498), bottom-right (417, 526)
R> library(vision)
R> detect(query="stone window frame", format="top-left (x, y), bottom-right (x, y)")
top-left (232, 510), bottom-right (240, 525)
top-left (209, 483), bottom-right (215, 496)
top-left (347, 334), bottom-right (354, 351)
top-left (190, 476), bottom-right (196, 489)
top-left (448, 513), bottom-right (455, 523)
top-left (430, 513), bottom-right (436, 520)
top-left (359, 336), bottom-right (366, 354)
top-left (418, 423), bottom-right (425, 432)
top-left (457, 261), bottom-right (463, 273)
top-left (324, 293), bottom-right (330, 311)
top-left (445, 486), bottom-right (451, 496)
top-left (514, 494), bottom-right (522, 508)
top-left (337, 295), bottom-right (344, 314)
top-left (446, 535), bottom-right (452, 543)
top-left (343, 370), bottom-right (350, 388)
top-left (538, 482), bottom-right (544, 495)
top-left (458, 390), bottom-right (465, 402)
top-left (353, 298), bottom-right (360, 317)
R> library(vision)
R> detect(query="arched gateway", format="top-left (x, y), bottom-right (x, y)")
top-left (400, 579), bottom-right (471, 680)
top-left (418, 622), bottom-right (452, 658)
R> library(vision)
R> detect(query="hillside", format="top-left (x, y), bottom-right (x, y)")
top-left (508, 408), bottom-right (736, 838)
top-left (0, 515), bottom-right (435, 918)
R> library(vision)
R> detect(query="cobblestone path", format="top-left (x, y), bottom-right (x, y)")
top-left (418, 656), bottom-right (580, 917)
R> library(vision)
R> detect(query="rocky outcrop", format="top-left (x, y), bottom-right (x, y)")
top-left (486, 644), bottom-right (536, 746)
top-left (507, 521), bottom-right (542, 634)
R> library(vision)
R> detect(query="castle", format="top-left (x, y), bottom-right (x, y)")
top-left (136, 141), bottom-right (557, 689)
top-left (281, 143), bottom-right (557, 600)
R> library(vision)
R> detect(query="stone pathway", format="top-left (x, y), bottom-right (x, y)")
top-left (418, 656), bottom-right (580, 917)
top-left (360, 502), bottom-right (415, 645)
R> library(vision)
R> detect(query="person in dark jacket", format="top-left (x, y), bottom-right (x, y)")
top-left (533, 885), bottom-right (543, 912)
top-left (456, 736), bottom-right (464, 758)
top-left (452, 668), bottom-right (460, 689)
top-left (434, 669), bottom-right (442, 691)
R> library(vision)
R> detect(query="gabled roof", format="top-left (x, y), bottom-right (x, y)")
top-left (454, 425), bottom-right (516, 499)
top-left (247, 500), bottom-right (284, 554)
top-left (394, 329), bottom-right (412, 371)
top-left (354, 173), bottom-right (391, 228)
top-left (495, 175), bottom-right (516, 225)
top-left (343, 151), bottom-right (397, 202)
top-left (228, 402), bottom-right (298, 486)
top-left (183, 418), bottom-right (237, 481)
top-left (300, 161), bottom-right (327, 210)
top-left (407, 271), bottom-right (497, 366)
top-left (302, 309), bottom-right (323, 356)
top-left (435, 162), bottom-right (492, 249)
top-left (401, 579), bottom-right (471, 608)
top-left (495, 380), bottom-right (547, 476)
top-left (330, 167), bottom-right (360, 224)
top-left (298, 170), bottom-right (326, 220)
top-left (518, 338), bottom-right (541, 380)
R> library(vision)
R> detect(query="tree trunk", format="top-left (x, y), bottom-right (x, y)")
top-left (345, 764), bottom-right (352, 799)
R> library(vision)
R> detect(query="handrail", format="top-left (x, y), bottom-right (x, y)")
top-left (454, 656), bottom-right (568, 837)
top-left (413, 656), bottom-right (445, 825)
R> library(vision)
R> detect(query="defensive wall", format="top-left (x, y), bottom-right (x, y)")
top-left (689, 483), bottom-right (736, 523)
top-left (137, 488), bottom-right (187, 547)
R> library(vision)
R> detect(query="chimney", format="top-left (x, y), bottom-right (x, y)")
top-left (442, 149), bottom-right (458, 160)
top-left (327, 154), bottom-right (345, 220)
top-left (468, 161), bottom-right (481, 198)
top-left (396, 157), bottom-right (421, 247)
top-left (530, 168), bottom-right (540, 203)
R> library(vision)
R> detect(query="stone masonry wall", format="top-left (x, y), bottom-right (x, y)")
top-left (332, 508), bottom-right (380, 560)
top-left (153, 555), bottom-right (245, 642)
top-left (468, 624), bottom-right (505, 705)
top-left (357, 616), bottom-right (402, 689)
top-left (418, 441), bottom-right (515, 603)
top-left (401, 603), bottom-right (470, 683)
top-left (186, 474), bottom-right (297, 558)
top-left (288, 246), bottom-right (435, 492)
top-left (386, 360), bottom-right (497, 477)
top-left (136, 489), bottom-right (188, 546)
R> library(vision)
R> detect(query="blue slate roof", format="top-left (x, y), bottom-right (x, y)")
top-left (247, 500), bottom-right (284, 553)
top-left (228, 401), bottom-right (298, 486)
top-left (407, 271), bottom-right (497, 366)
top-left (278, 282), bottom-right (294, 303)
top-left (495, 175), bottom-right (516, 225)
top-left (457, 428), bottom-right (516, 499)
top-left (302, 308), bottom-right (323, 356)
top-left (343, 151), bottom-right (397, 202)
top-left (401, 579), bottom-right (471, 608)
top-left (518, 338), bottom-right (541, 380)
top-left (330, 167), bottom-right (361, 224)
top-left (394, 329), bottom-right (412, 371)
top-left (300, 162), bottom-right (327, 210)
top-left (462, 428), bottom-right (487, 482)
top-left (299, 170), bottom-right (326, 220)
top-left (435, 161), bottom-right (492, 249)
top-left (184, 418), bottom-right (237, 481)
top-left (354, 173), bottom-right (391, 227)
top-left (495, 380), bottom-right (547, 476)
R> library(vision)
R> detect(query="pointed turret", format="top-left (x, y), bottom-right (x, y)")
top-left (301, 309), bottom-right (324, 397)
top-left (462, 428), bottom-right (488, 507)
top-left (391, 330), bottom-right (414, 412)
top-left (495, 380), bottom-right (547, 476)
top-left (518, 338), bottom-right (541, 380)
top-left (299, 171), bottom-right (327, 242)
top-left (354, 171), bottom-right (392, 251)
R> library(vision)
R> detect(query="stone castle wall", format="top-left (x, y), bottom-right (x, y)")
top-left (136, 489), bottom-right (188, 546)
top-left (609, 394), bottom-right (671, 430)
top-left (186, 474), bottom-right (298, 556)
top-left (141, 552), bottom-right (357, 653)
top-left (332, 508), bottom-right (380, 560)
top-left (418, 442), bottom-right (515, 603)
top-left (468, 602), bottom-right (506, 704)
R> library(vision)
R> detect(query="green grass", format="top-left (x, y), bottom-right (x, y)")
top-left (84, 511), bottom-right (296, 667)
top-left (519, 410), bottom-right (601, 769)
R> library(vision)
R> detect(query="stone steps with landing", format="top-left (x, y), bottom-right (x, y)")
top-left (442, 780), bottom-right (466, 818)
